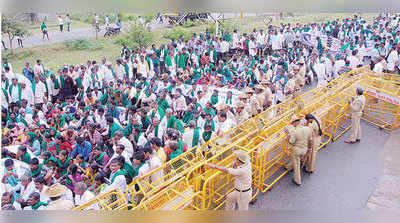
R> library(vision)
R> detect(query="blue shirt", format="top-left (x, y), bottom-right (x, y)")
top-left (70, 141), bottom-right (92, 161)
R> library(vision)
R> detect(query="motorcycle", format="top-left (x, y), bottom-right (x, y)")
top-left (104, 27), bottom-right (121, 37)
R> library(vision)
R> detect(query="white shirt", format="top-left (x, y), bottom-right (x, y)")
top-left (249, 40), bottom-right (257, 56)
top-left (61, 188), bottom-right (74, 202)
top-left (34, 81), bottom-right (47, 104)
top-left (387, 50), bottom-right (399, 71)
top-left (114, 137), bottom-right (134, 160)
top-left (216, 118), bottom-right (235, 136)
top-left (182, 128), bottom-right (195, 148)
top-left (373, 61), bottom-right (384, 73)
top-left (95, 113), bottom-right (107, 129)
top-left (75, 190), bottom-right (98, 210)
top-left (139, 156), bottom-right (164, 186)
top-left (115, 64), bottom-right (125, 81)
top-left (173, 96), bottom-right (186, 111)
top-left (333, 59), bottom-right (345, 77)
top-left (107, 172), bottom-right (127, 192)
top-left (349, 55), bottom-right (360, 69)
top-left (45, 78), bottom-right (55, 98)
top-left (58, 17), bottom-right (64, 25)
top-left (314, 62), bottom-right (327, 87)
top-left (220, 41), bottom-right (230, 53)
top-left (21, 181), bottom-right (36, 202)
top-left (10, 84), bottom-right (19, 103)
top-left (34, 64), bottom-right (44, 76)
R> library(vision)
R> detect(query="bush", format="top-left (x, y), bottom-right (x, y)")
top-left (63, 39), bottom-right (104, 51)
top-left (163, 28), bottom-right (193, 41)
top-left (182, 20), bottom-right (197, 28)
top-left (206, 23), bottom-right (216, 35)
top-left (114, 25), bottom-right (154, 50)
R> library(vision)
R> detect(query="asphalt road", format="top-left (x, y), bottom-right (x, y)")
top-left (250, 121), bottom-right (391, 210)
top-left (2, 26), bottom-right (109, 49)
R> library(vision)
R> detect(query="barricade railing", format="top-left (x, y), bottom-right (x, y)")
top-left (125, 146), bottom-right (200, 207)
top-left (74, 188), bottom-right (127, 210)
top-left (79, 67), bottom-right (399, 210)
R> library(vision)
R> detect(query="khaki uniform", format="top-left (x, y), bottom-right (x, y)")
top-left (350, 95), bottom-right (366, 141)
top-left (288, 125), bottom-right (312, 185)
top-left (305, 120), bottom-right (321, 172)
top-left (256, 93), bottom-right (266, 112)
top-left (250, 95), bottom-right (261, 116)
top-left (226, 110), bottom-right (235, 122)
top-left (298, 66), bottom-right (306, 87)
top-left (226, 162), bottom-right (252, 210)
top-left (284, 79), bottom-right (296, 101)
top-left (235, 109), bottom-right (250, 125)
top-left (45, 199), bottom-right (74, 210)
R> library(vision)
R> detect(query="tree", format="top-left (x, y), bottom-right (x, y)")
top-left (115, 25), bottom-right (154, 51)
top-left (2, 15), bottom-right (29, 53)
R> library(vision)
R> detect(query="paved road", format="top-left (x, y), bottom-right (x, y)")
top-left (367, 129), bottom-right (400, 210)
top-left (2, 26), bottom-right (109, 49)
top-left (250, 121), bottom-right (391, 210)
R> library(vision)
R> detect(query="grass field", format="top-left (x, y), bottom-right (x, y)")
top-left (3, 13), bottom-right (378, 74)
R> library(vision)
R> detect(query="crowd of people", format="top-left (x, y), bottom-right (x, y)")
top-left (1, 13), bottom-right (400, 210)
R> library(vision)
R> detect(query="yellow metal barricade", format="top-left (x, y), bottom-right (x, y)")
top-left (74, 188), bottom-right (128, 210)
top-left (125, 146), bottom-right (201, 207)
top-left (78, 67), bottom-right (400, 210)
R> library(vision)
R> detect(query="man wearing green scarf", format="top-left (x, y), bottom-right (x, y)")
top-left (182, 120), bottom-right (200, 148)
top-left (26, 192), bottom-right (48, 210)
top-left (8, 78), bottom-right (22, 108)
top-left (16, 145), bottom-right (31, 164)
top-left (108, 158), bottom-right (128, 191)
top-left (107, 116), bottom-right (123, 138)
top-left (210, 90), bottom-right (219, 105)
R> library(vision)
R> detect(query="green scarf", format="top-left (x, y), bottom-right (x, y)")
top-left (32, 201), bottom-right (48, 210)
top-left (132, 162), bottom-right (144, 178)
top-left (43, 155), bottom-right (57, 166)
top-left (123, 162), bottom-right (136, 179)
top-left (95, 152), bottom-right (106, 165)
top-left (210, 94), bottom-right (218, 105)
top-left (8, 83), bottom-right (22, 102)
top-left (192, 127), bottom-right (200, 147)
top-left (182, 111), bottom-right (193, 124)
top-left (57, 157), bottom-right (72, 176)
top-left (225, 96), bottom-right (232, 105)
top-left (21, 152), bottom-right (31, 164)
top-left (31, 164), bottom-right (43, 178)
top-left (204, 120), bottom-right (215, 132)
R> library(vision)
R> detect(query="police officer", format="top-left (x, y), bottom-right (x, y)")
top-left (345, 88), bottom-right (366, 144)
top-left (207, 150), bottom-right (252, 210)
top-left (285, 115), bottom-right (313, 186)
top-left (239, 93), bottom-right (253, 117)
top-left (304, 114), bottom-right (322, 173)
top-left (260, 80), bottom-right (273, 110)
top-left (284, 74), bottom-right (296, 101)
top-left (254, 85), bottom-right (266, 113)
top-left (235, 101), bottom-right (250, 125)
